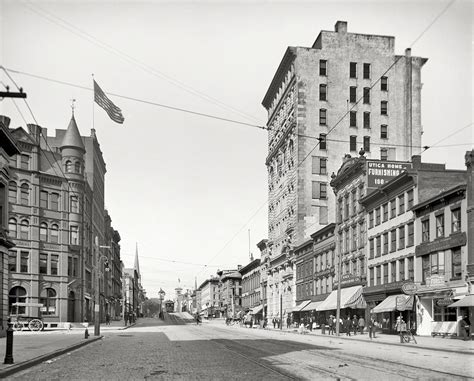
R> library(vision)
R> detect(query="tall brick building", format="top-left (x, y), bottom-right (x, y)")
top-left (262, 21), bottom-right (427, 316)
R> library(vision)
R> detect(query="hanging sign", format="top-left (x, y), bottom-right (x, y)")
top-left (402, 282), bottom-right (418, 295)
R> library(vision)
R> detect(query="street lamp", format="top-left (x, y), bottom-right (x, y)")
top-left (94, 236), bottom-right (110, 336)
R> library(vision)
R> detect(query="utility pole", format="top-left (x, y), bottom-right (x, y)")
top-left (94, 236), bottom-right (110, 336)
top-left (0, 87), bottom-right (27, 99)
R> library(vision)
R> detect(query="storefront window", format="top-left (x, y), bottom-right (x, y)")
top-left (433, 303), bottom-right (456, 322)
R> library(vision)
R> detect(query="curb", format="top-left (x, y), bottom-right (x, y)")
top-left (0, 336), bottom-right (103, 378)
top-left (251, 327), bottom-right (473, 356)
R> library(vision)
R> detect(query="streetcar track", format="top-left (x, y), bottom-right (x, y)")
top-left (199, 324), bottom-right (471, 380)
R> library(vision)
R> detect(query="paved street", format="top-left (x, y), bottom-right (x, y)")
top-left (7, 315), bottom-right (474, 380)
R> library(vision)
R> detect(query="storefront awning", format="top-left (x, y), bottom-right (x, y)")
top-left (316, 285), bottom-right (366, 311)
top-left (301, 301), bottom-right (323, 312)
top-left (251, 305), bottom-right (263, 315)
top-left (449, 294), bottom-right (474, 307)
top-left (371, 294), bottom-right (413, 314)
top-left (292, 300), bottom-right (311, 312)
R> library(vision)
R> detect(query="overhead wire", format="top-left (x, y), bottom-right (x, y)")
top-left (20, 0), bottom-right (263, 125)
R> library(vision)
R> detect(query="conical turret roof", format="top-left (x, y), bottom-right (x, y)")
top-left (60, 115), bottom-right (85, 152)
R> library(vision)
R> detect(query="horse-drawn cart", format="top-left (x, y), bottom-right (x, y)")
top-left (10, 302), bottom-right (44, 332)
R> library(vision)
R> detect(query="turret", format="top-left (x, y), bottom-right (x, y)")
top-left (60, 113), bottom-right (85, 180)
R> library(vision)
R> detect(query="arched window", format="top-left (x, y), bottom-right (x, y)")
top-left (74, 161), bottom-right (81, 173)
top-left (20, 183), bottom-right (29, 205)
top-left (50, 224), bottom-right (59, 243)
top-left (40, 222), bottom-right (48, 242)
top-left (8, 218), bottom-right (17, 238)
top-left (8, 182), bottom-right (16, 203)
top-left (40, 288), bottom-right (57, 315)
top-left (20, 220), bottom-right (29, 240)
top-left (9, 286), bottom-right (27, 314)
top-left (65, 160), bottom-right (72, 173)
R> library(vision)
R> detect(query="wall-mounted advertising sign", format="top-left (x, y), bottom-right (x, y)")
top-left (366, 160), bottom-right (412, 189)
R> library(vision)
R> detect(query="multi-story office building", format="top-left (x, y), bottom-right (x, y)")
top-left (262, 21), bottom-right (427, 314)
top-left (198, 277), bottom-right (220, 318)
top-left (0, 116), bottom-right (20, 337)
top-left (239, 258), bottom-right (262, 316)
top-left (217, 269), bottom-right (242, 318)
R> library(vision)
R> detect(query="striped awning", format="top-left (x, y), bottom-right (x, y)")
top-left (316, 285), bottom-right (366, 311)
top-left (251, 305), bottom-right (263, 315)
top-left (301, 301), bottom-right (323, 312)
top-left (291, 300), bottom-right (311, 312)
top-left (371, 294), bottom-right (413, 314)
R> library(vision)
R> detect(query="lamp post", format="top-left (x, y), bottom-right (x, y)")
top-left (335, 238), bottom-right (342, 336)
top-left (94, 236), bottom-right (110, 336)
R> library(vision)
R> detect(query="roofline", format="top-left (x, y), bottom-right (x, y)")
top-left (239, 258), bottom-right (261, 275)
top-left (411, 183), bottom-right (466, 212)
top-left (310, 223), bottom-right (336, 240)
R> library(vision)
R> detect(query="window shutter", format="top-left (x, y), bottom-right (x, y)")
top-left (312, 157), bottom-right (320, 174)
top-left (312, 181), bottom-right (320, 199)
top-left (319, 206), bottom-right (328, 224)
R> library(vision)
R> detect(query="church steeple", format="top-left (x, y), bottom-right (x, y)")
top-left (134, 242), bottom-right (141, 280)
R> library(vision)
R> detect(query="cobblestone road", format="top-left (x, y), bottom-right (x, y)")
top-left (8, 316), bottom-right (474, 380)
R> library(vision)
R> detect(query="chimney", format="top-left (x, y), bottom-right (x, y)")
top-left (27, 124), bottom-right (41, 144)
top-left (335, 21), bottom-right (347, 33)
top-left (405, 48), bottom-right (412, 57)
top-left (0, 115), bottom-right (11, 129)
top-left (411, 155), bottom-right (421, 168)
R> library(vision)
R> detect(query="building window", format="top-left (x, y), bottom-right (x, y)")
top-left (50, 224), bottom-right (59, 243)
top-left (383, 203), bottom-right (388, 222)
top-left (351, 190), bottom-right (357, 216)
top-left (436, 214), bottom-right (445, 238)
top-left (381, 76), bottom-right (388, 91)
top-left (390, 230), bottom-right (397, 252)
top-left (20, 220), bottom-right (29, 240)
top-left (344, 196), bottom-right (349, 219)
top-left (363, 136), bottom-right (370, 152)
top-left (451, 248), bottom-right (462, 280)
top-left (380, 148), bottom-right (388, 161)
top-left (20, 154), bottom-right (29, 170)
top-left (349, 86), bottom-right (357, 103)
top-left (376, 236), bottom-right (381, 257)
top-left (369, 267), bottom-right (374, 286)
top-left (70, 196), bottom-right (79, 213)
top-left (40, 191), bottom-right (48, 209)
top-left (8, 218), bottom-right (17, 238)
top-left (350, 62), bottom-right (357, 78)
top-left (312, 182), bottom-right (327, 199)
top-left (383, 263), bottom-right (388, 284)
top-left (363, 112), bottom-right (370, 129)
top-left (390, 261), bottom-right (396, 283)
top-left (50, 193), bottom-right (59, 211)
top-left (398, 194), bottom-right (405, 215)
top-left (390, 199), bottom-right (396, 218)
top-left (398, 225), bottom-right (405, 249)
top-left (9, 287), bottom-right (27, 315)
top-left (39, 253), bottom-right (48, 274)
top-left (338, 199), bottom-right (343, 223)
top-left (20, 251), bottom-right (29, 273)
top-left (368, 211), bottom-right (374, 228)
top-left (421, 219), bottom-right (430, 243)
top-left (51, 255), bottom-right (59, 275)
top-left (451, 208), bottom-right (461, 233)
top-left (350, 136), bottom-right (357, 151)
top-left (319, 60), bottom-right (327, 76)
top-left (312, 157), bottom-right (327, 175)
top-left (376, 266), bottom-right (381, 285)
top-left (399, 259), bottom-right (405, 281)
top-left (375, 207), bottom-right (381, 225)
top-left (407, 190), bottom-right (414, 209)
top-left (320, 182), bottom-right (327, 199)
top-left (20, 183), bottom-right (29, 206)
top-left (319, 134), bottom-right (327, 150)
top-left (8, 182), bottom-right (16, 203)
top-left (70, 225), bottom-right (79, 245)
top-left (407, 257), bottom-right (414, 280)
top-left (363, 63), bottom-right (371, 79)
top-left (8, 251), bottom-right (17, 272)
top-left (40, 288), bottom-right (57, 315)
top-left (319, 109), bottom-right (327, 126)
top-left (381, 125), bottom-right (388, 139)
top-left (407, 222), bottom-right (414, 246)
top-left (383, 232), bottom-right (389, 254)
top-left (381, 101), bottom-right (388, 115)
top-left (350, 111), bottom-right (357, 127)
top-left (319, 84), bottom-right (327, 101)
top-left (363, 87), bottom-right (370, 104)
top-left (369, 238), bottom-right (374, 259)
top-left (422, 252), bottom-right (445, 283)
top-left (65, 160), bottom-right (72, 172)
top-left (74, 161), bottom-right (81, 173)
top-left (40, 222), bottom-right (48, 242)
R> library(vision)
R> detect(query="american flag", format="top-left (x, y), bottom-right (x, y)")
top-left (93, 80), bottom-right (124, 124)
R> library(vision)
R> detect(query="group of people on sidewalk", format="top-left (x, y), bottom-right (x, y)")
top-left (319, 315), bottom-right (377, 339)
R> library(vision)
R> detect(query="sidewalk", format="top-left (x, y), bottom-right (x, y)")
top-left (0, 320), bottom-right (135, 378)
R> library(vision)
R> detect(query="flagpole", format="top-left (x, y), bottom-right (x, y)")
top-left (92, 73), bottom-right (95, 129)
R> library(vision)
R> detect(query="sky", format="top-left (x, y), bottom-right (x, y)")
top-left (0, 0), bottom-right (472, 299)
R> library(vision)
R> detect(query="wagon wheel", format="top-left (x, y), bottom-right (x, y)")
top-left (28, 319), bottom-right (43, 332)
top-left (12, 321), bottom-right (24, 331)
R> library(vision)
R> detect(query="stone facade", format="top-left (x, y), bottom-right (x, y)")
top-left (261, 21), bottom-right (427, 314)
top-left (239, 259), bottom-right (261, 311)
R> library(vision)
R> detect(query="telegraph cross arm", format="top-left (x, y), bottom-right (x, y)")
top-left (0, 89), bottom-right (27, 99)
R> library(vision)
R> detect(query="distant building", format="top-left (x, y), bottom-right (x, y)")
top-left (262, 21), bottom-right (427, 315)
top-left (198, 277), bottom-right (219, 318)
top-left (217, 269), bottom-right (242, 318)
top-left (239, 258), bottom-right (262, 318)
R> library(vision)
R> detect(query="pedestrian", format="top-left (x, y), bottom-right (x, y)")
top-left (287, 315), bottom-right (291, 329)
top-left (321, 316), bottom-right (326, 335)
top-left (124, 312), bottom-right (128, 326)
top-left (368, 316), bottom-right (376, 339)
top-left (105, 313), bottom-right (110, 326)
top-left (195, 313), bottom-right (201, 325)
top-left (308, 316), bottom-right (313, 332)
top-left (272, 317), bottom-right (276, 329)
top-left (459, 315), bottom-right (470, 341)
top-left (395, 315), bottom-right (406, 343)
top-left (352, 315), bottom-right (358, 335)
top-left (328, 315), bottom-right (334, 335)
top-left (358, 315), bottom-right (365, 334)
top-left (129, 313), bottom-right (133, 325)
top-left (344, 316), bottom-right (351, 336)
